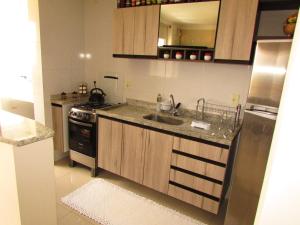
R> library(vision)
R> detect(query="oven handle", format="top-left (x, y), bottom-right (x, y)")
top-left (69, 118), bottom-right (93, 128)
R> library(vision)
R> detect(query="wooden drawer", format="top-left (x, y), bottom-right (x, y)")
top-left (173, 137), bottom-right (229, 164)
top-left (168, 183), bottom-right (220, 214)
top-left (169, 169), bottom-right (222, 198)
top-left (171, 153), bottom-right (226, 182)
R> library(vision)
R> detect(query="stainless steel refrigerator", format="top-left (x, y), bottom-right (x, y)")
top-left (224, 40), bottom-right (292, 225)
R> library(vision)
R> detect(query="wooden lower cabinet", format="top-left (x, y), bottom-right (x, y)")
top-left (121, 124), bottom-right (146, 184)
top-left (143, 130), bottom-right (173, 193)
top-left (51, 105), bottom-right (64, 152)
top-left (168, 184), bottom-right (220, 214)
top-left (97, 118), bottom-right (231, 214)
top-left (168, 137), bottom-right (230, 214)
top-left (98, 118), bottom-right (123, 175)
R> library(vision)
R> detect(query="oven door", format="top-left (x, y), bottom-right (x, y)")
top-left (68, 118), bottom-right (96, 157)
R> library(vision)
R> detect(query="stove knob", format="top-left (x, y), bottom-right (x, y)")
top-left (73, 112), bottom-right (77, 117)
top-left (85, 114), bottom-right (90, 121)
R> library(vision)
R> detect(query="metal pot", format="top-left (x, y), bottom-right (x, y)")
top-left (89, 81), bottom-right (106, 104)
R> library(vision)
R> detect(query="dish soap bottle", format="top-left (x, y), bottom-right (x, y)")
top-left (156, 94), bottom-right (162, 112)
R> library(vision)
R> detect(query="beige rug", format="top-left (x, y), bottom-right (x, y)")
top-left (62, 179), bottom-right (207, 225)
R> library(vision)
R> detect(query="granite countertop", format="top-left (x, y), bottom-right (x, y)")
top-left (96, 100), bottom-right (241, 147)
top-left (51, 93), bottom-right (89, 105)
top-left (0, 110), bottom-right (54, 147)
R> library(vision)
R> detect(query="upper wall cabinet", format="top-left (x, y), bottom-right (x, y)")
top-left (112, 5), bottom-right (160, 56)
top-left (112, 0), bottom-right (259, 63)
top-left (214, 0), bottom-right (259, 61)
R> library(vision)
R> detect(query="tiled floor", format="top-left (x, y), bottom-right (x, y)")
top-left (55, 158), bottom-right (226, 225)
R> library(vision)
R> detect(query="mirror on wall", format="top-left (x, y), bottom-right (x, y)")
top-left (159, 1), bottom-right (220, 49)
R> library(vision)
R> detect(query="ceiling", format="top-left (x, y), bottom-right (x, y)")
top-left (160, 1), bottom-right (220, 26)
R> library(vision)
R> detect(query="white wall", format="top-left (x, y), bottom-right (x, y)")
top-left (0, 0), bottom-right (43, 122)
top-left (254, 18), bottom-right (300, 225)
top-left (83, 0), bottom-right (252, 109)
top-left (39, 0), bottom-right (85, 127)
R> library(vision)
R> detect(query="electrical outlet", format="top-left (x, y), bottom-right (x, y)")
top-left (232, 93), bottom-right (240, 106)
top-left (125, 80), bottom-right (131, 88)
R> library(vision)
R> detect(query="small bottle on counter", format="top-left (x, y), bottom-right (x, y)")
top-left (126, 0), bottom-right (131, 7)
top-left (156, 94), bottom-right (162, 112)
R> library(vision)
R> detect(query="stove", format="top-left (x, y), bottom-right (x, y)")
top-left (68, 101), bottom-right (114, 177)
top-left (69, 102), bottom-right (113, 123)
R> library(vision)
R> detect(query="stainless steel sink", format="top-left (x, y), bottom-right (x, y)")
top-left (143, 114), bottom-right (184, 126)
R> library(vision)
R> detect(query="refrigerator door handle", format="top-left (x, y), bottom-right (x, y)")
top-left (245, 110), bottom-right (277, 120)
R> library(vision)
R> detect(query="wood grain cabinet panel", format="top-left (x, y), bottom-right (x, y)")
top-left (169, 169), bottom-right (222, 198)
top-left (144, 5), bottom-right (160, 56)
top-left (215, 0), bottom-right (259, 61)
top-left (171, 154), bottom-right (226, 182)
top-left (133, 7), bottom-right (147, 55)
top-left (168, 184), bottom-right (220, 214)
top-left (51, 105), bottom-right (64, 152)
top-left (121, 124), bottom-right (145, 184)
top-left (112, 6), bottom-right (159, 56)
top-left (173, 137), bottom-right (229, 164)
top-left (112, 9), bottom-right (124, 55)
top-left (112, 7), bottom-right (135, 55)
top-left (98, 118), bottom-right (123, 175)
top-left (143, 130), bottom-right (173, 193)
top-left (122, 8), bottom-right (135, 55)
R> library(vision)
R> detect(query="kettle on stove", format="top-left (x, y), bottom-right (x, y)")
top-left (89, 81), bottom-right (106, 105)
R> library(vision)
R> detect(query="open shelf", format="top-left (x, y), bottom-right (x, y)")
top-left (158, 47), bottom-right (214, 62)
top-left (117, 0), bottom-right (218, 8)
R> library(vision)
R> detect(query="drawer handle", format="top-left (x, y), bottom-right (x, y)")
top-left (170, 166), bottom-right (223, 185)
top-left (169, 181), bottom-right (220, 202)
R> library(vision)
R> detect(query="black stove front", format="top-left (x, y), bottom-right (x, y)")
top-left (68, 101), bottom-right (116, 160)
top-left (68, 117), bottom-right (96, 157)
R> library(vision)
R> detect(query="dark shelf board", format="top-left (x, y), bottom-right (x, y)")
top-left (157, 58), bottom-right (214, 63)
top-left (259, 0), bottom-right (300, 10)
top-left (255, 36), bottom-right (294, 41)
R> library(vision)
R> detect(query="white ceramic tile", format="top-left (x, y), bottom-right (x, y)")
top-left (58, 211), bottom-right (91, 225)
top-left (56, 203), bottom-right (71, 220)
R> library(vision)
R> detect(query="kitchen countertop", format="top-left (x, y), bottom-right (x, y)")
top-left (96, 99), bottom-right (241, 147)
top-left (0, 110), bottom-right (54, 147)
top-left (51, 94), bottom-right (89, 105)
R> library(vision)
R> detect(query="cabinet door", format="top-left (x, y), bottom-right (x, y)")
top-left (112, 8), bottom-right (124, 55)
top-left (121, 124), bottom-right (145, 184)
top-left (113, 6), bottom-right (159, 56)
top-left (123, 8), bottom-right (135, 55)
top-left (133, 6), bottom-right (147, 55)
top-left (215, 0), bottom-right (259, 61)
top-left (98, 118), bottom-right (123, 175)
top-left (51, 105), bottom-right (64, 152)
top-left (112, 8), bottom-right (135, 55)
top-left (144, 5), bottom-right (160, 56)
top-left (143, 130), bottom-right (173, 193)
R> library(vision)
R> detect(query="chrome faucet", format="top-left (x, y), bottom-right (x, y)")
top-left (169, 94), bottom-right (180, 116)
top-left (196, 98), bottom-right (205, 120)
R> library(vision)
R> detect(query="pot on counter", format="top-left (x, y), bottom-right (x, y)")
top-left (89, 81), bottom-right (106, 105)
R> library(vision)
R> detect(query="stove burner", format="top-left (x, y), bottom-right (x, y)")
top-left (69, 102), bottom-right (115, 123)
top-left (74, 102), bottom-right (113, 111)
